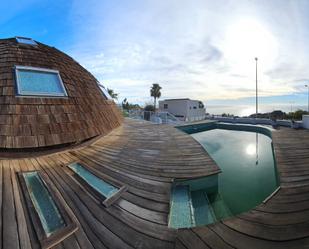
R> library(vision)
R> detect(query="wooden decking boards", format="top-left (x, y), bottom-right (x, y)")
top-left (1, 119), bottom-right (309, 248)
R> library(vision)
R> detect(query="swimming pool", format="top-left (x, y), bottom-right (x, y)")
top-left (169, 123), bottom-right (279, 228)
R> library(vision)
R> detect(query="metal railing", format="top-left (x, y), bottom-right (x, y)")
top-left (207, 115), bottom-right (302, 128)
top-left (128, 110), bottom-right (183, 125)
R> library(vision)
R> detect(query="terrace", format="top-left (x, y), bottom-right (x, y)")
top-left (2, 118), bottom-right (309, 249)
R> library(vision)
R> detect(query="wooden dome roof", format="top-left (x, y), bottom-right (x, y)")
top-left (0, 37), bottom-right (123, 149)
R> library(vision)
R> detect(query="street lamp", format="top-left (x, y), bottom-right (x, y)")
top-left (305, 85), bottom-right (309, 113)
top-left (289, 101), bottom-right (295, 113)
top-left (255, 57), bottom-right (258, 118)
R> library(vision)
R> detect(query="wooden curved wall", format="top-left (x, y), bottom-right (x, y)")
top-left (0, 38), bottom-right (123, 149)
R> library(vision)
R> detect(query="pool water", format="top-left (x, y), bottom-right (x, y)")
top-left (169, 126), bottom-right (279, 228)
top-left (191, 129), bottom-right (279, 217)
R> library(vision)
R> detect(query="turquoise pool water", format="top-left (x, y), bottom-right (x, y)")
top-left (23, 172), bottom-right (66, 236)
top-left (169, 185), bottom-right (194, 228)
top-left (192, 129), bottom-right (279, 217)
top-left (169, 124), bottom-right (279, 228)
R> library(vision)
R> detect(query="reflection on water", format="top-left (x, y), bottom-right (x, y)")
top-left (192, 129), bottom-right (278, 216)
top-left (245, 133), bottom-right (259, 164)
top-left (245, 143), bottom-right (256, 155)
top-left (256, 133), bottom-right (259, 165)
top-left (204, 141), bottom-right (222, 153)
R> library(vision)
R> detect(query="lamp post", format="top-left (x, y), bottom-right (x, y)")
top-left (289, 101), bottom-right (294, 113)
top-left (305, 85), bottom-right (309, 113)
top-left (255, 57), bottom-right (258, 118)
top-left (254, 58), bottom-right (259, 165)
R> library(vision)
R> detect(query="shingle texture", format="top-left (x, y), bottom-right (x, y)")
top-left (0, 38), bottom-right (123, 149)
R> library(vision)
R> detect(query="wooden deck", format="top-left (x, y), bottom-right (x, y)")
top-left (0, 119), bottom-right (219, 249)
top-left (2, 119), bottom-right (309, 249)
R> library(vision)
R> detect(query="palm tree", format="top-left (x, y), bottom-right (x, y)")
top-left (150, 83), bottom-right (162, 111)
top-left (107, 88), bottom-right (119, 100)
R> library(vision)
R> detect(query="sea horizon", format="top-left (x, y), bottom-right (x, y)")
top-left (206, 104), bottom-right (308, 116)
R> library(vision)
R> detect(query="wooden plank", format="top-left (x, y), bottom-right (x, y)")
top-left (2, 160), bottom-right (20, 249)
top-left (222, 212), bottom-right (309, 241)
top-left (17, 168), bottom-right (78, 249)
top-left (61, 234), bottom-right (80, 249)
top-left (0, 161), bottom-right (2, 248)
top-left (193, 226), bottom-right (234, 249)
top-left (18, 159), bottom-right (41, 249)
top-left (176, 229), bottom-right (211, 249)
top-left (174, 239), bottom-right (188, 249)
top-left (31, 159), bottom-right (100, 249)
top-left (36, 157), bottom-right (131, 249)
top-left (49, 159), bottom-right (174, 248)
top-left (10, 160), bottom-right (32, 249)
top-left (209, 222), bottom-right (309, 249)
top-left (115, 198), bottom-right (167, 225)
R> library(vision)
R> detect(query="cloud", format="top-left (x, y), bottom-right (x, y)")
top-left (65, 0), bottom-right (309, 106)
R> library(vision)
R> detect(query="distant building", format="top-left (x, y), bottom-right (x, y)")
top-left (159, 98), bottom-right (206, 122)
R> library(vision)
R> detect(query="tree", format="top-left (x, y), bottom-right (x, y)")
top-left (107, 88), bottom-right (119, 100)
top-left (144, 105), bottom-right (155, 121)
top-left (122, 98), bottom-right (129, 110)
top-left (150, 83), bottom-right (162, 110)
top-left (144, 105), bottom-right (155, 112)
top-left (122, 98), bottom-right (141, 110)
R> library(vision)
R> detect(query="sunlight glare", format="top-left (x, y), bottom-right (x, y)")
top-left (224, 18), bottom-right (279, 71)
top-left (246, 143), bottom-right (256, 156)
top-left (240, 107), bottom-right (256, 117)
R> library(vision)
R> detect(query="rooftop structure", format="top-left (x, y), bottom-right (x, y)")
top-left (0, 37), bottom-right (122, 150)
top-left (159, 98), bottom-right (206, 122)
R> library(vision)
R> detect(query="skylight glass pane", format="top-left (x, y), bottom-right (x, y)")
top-left (23, 172), bottom-right (66, 237)
top-left (99, 84), bottom-right (113, 100)
top-left (16, 37), bottom-right (37, 45)
top-left (16, 67), bottom-right (67, 96)
top-left (68, 162), bottom-right (119, 198)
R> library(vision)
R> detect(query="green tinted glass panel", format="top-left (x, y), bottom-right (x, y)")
top-left (17, 69), bottom-right (67, 96)
top-left (23, 172), bottom-right (66, 237)
top-left (16, 37), bottom-right (37, 45)
top-left (68, 163), bottom-right (119, 198)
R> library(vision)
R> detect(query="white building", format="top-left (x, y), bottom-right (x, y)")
top-left (159, 98), bottom-right (206, 122)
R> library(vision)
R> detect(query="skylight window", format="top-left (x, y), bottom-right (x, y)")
top-left (67, 162), bottom-right (127, 207)
top-left (22, 172), bottom-right (66, 236)
top-left (15, 66), bottom-right (68, 97)
top-left (18, 171), bottom-right (78, 249)
top-left (16, 37), bottom-right (37, 46)
top-left (98, 83), bottom-right (113, 100)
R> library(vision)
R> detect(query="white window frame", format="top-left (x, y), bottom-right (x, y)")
top-left (98, 83), bottom-right (113, 100)
top-left (15, 36), bottom-right (38, 46)
top-left (15, 65), bottom-right (68, 97)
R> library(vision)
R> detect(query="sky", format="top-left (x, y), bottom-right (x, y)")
top-left (1, 0), bottom-right (309, 116)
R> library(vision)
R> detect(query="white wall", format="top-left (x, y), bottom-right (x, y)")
top-left (159, 99), bottom-right (205, 121)
top-left (186, 100), bottom-right (206, 121)
top-left (159, 100), bottom-right (188, 120)
top-left (302, 115), bottom-right (309, 129)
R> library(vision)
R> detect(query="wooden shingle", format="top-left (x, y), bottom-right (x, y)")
top-left (0, 38), bottom-right (123, 149)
